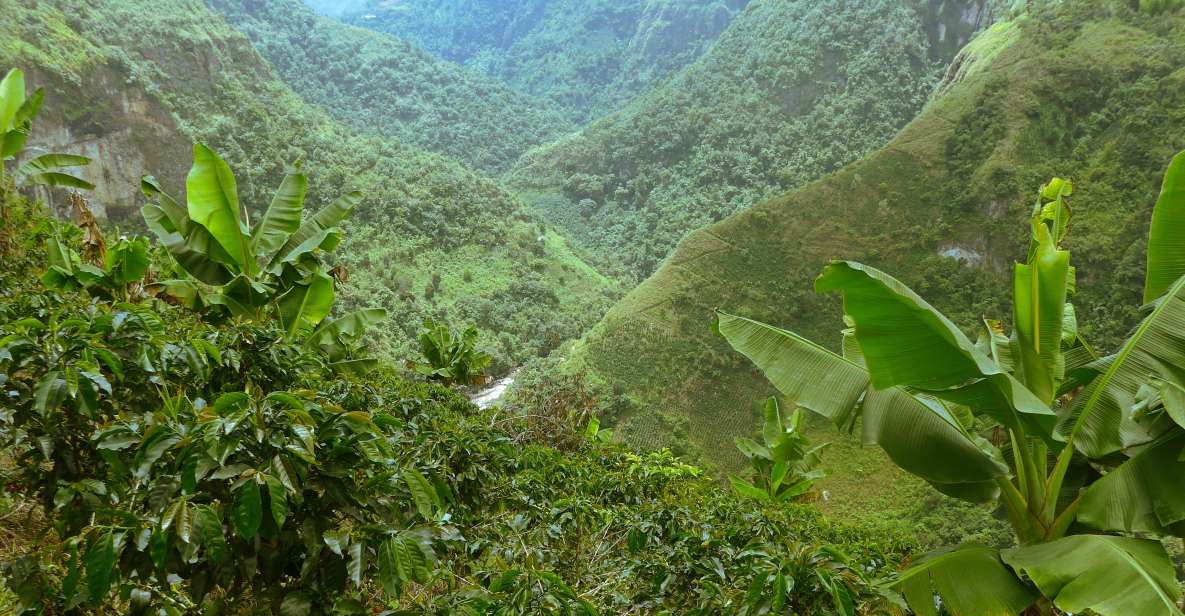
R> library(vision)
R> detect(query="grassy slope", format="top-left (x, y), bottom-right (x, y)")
top-left (572, 3), bottom-right (1185, 530)
top-left (343, 0), bottom-right (749, 124)
top-left (209, 0), bottom-right (574, 175)
top-left (0, 0), bottom-right (616, 369)
top-left (506, 0), bottom-right (994, 281)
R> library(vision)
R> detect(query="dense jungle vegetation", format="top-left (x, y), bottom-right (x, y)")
top-left (6, 0), bottom-right (1185, 613)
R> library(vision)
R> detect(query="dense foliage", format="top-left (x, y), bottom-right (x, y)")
top-left (0, 0), bottom-right (617, 369)
top-left (720, 153), bottom-right (1185, 615)
top-left (0, 174), bottom-right (912, 614)
top-left (211, 0), bottom-right (574, 174)
top-left (344, 0), bottom-right (749, 124)
top-left (508, 0), bottom-right (971, 280)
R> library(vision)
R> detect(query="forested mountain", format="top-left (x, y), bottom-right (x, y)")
top-left (342, 0), bottom-right (749, 124)
top-left (568, 0), bottom-right (1185, 525)
top-left (508, 0), bottom-right (999, 280)
top-left (11, 0), bottom-right (1185, 612)
top-left (0, 0), bottom-right (615, 368)
top-left (211, 0), bottom-right (574, 174)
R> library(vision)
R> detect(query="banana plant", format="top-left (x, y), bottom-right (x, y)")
top-left (729, 397), bottom-right (827, 503)
top-left (41, 236), bottom-right (150, 300)
top-left (407, 319), bottom-right (492, 387)
top-left (141, 144), bottom-right (368, 339)
top-left (715, 150), bottom-right (1185, 616)
top-left (0, 68), bottom-right (93, 190)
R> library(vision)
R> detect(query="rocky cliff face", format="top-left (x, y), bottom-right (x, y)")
top-left (20, 65), bottom-right (188, 221)
top-left (924, 0), bottom-right (1001, 60)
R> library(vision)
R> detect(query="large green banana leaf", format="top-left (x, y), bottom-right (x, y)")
top-left (270, 191), bottom-right (361, 271)
top-left (306, 309), bottom-right (387, 360)
top-left (0, 68), bottom-right (24, 134)
top-left (17, 153), bottom-right (94, 190)
top-left (1058, 274), bottom-right (1185, 457)
top-left (715, 311), bottom-right (1008, 502)
top-left (815, 262), bottom-right (1051, 434)
top-left (2, 85), bottom-right (42, 159)
top-left (1078, 432), bottom-right (1185, 535)
top-left (250, 165), bottom-right (307, 263)
top-left (1144, 151), bottom-right (1185, 304)
top-left (1013, 220), bottom-right (1070, 404)
top-left (186, 144), bottom-right (251, 275)
top-left (892, 545), bottom-right (1036, 616)
top-left (278, 271), bottom-right (335, 337)
top-left (141, 178), bottom-right (237, 286)
top-left (1001, 535), bottom-right (1183, 616)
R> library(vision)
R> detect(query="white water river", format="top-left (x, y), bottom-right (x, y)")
top-left (471, 373), bottom-right (515, 409)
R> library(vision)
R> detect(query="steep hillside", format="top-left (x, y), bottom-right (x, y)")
top-left (343, 0), bottom-right (749, 124)
top-left (0, 0), bottom-right (616, 368)
top-left (508, 0), bottom-right (998, 280)
top-left (211, 0), bottom-right (574, 174)
top-left (570, 2), bottom-right (1185, 522)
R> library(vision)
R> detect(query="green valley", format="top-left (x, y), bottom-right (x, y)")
top-left (210, 0), bottom-right (574, 174)
top-left (570, 0), bottom-right (1185, 515)
top-left (0, 0), bottom-right (616, 369)
top-left (508, 0), bottom-right (1000, 280)
top-left (4, 0), bottom-right (1185, 613)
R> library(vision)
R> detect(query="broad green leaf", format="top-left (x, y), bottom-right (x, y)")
top-left (323, 529), bottom-right (349, 556)
top-left (729, 476), bottom-right (769, 500)
top-left (862, 388), bottom-right (1005, 502)
top-left (2, 88), bottom-right (42, 158)
top-left (84, 530), bottom-right (117, 603)
top-left (266, 474), bottom-right (288, 529)
top-left (271, 191), bottom-right (361, 268)
top-left (278, 271), bottom-right (335, 337)
top-left (761, 397), bottom-right (783, 448)
top-left (1078, 432), bottom-right (1185, 535)
top-left (1059, 274), bottom-right (1185, 456)
top-left (377, 537), bottom-right (401, 596)
top-left (232, 480), bottom-right (263, 539)
top-left (815, 261), bottom-right (1004, 390)
top-left (193, 504), bottom-right (226, 564)
top-left (250, 164), bottom-right (307, 262)
top-left (328, 358), bottom-right (380, 375)
top-left (1012, 218), bottom-right (1070, 404)
top-left (306, 309), bottom-right (387, 359)
top-left (21, 171), bottom-right (94, 190)
top-left (403, 468), bottom-right (438, 521)
top-left (1144, 151), bottom-right (1185, 303)
top-left (715, 311), bottom-right (1008, 502)
top-left (18, 153), bottom-right (90, 172)
top-left (34, 371), bottom-right (67, 416)
top-left (141, 181), bottom-right (237, 285)
top-left (186, 144), bottom-right (251, 274)
top-left (893, 545), bottom-right (1035, 616)
top-left (348, 541), bottom-right (363, 587)
top-left (815, 262), bottom-right (1051, 433)
top-left (715, 311), bottom-right (867, 428)
top-left (17, 154), bottom-right (94, 190)
top-left (1002, 535), bottom-right (1183, 616)
top-left (0, 68), bottom-right (25, 133)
